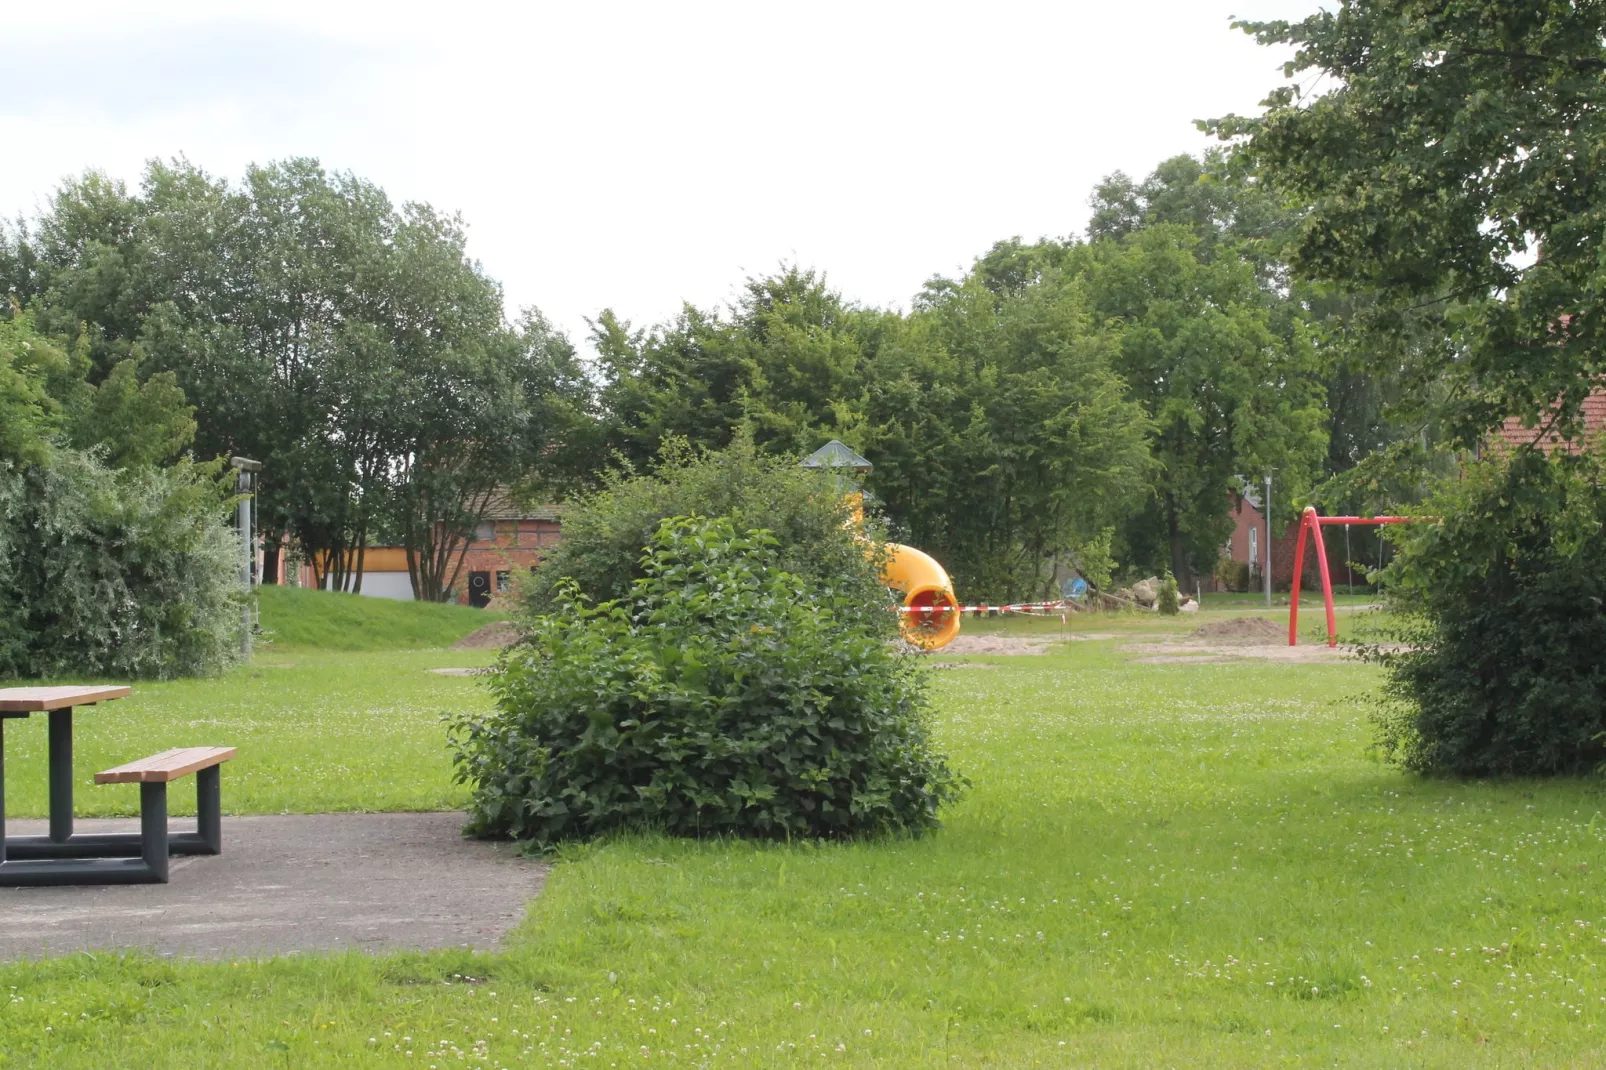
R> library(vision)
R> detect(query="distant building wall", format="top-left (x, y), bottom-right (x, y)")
top-left (296, 513), bottom-right (565, 604)
top-left (1219, 491), bottom-right (1360, 592)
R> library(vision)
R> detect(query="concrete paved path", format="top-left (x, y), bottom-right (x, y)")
top-left (0, 812), bottom-right (546, 960)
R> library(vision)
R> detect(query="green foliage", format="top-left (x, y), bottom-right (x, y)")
top-left (1213, 556), bottom-right (1251, 593)
top-left (1216, 2), bottom-right (1606, 447)
top-left (524, 435), bottom-right (891, 635)
top-left (587, 265), bottom-right (1153, 602)
top-left (864, 268), bottom-right (1152, 600)
top-left (1372, 446), bottom-right (1606, 776)
top-left (1070, 224), bottom-right (1328, 584)
top-left (0, 306), bottom-right (234, 679)
top-left (0, 453), bottom-right (242, 679)
top-left (1, 307), bottom-right (197, 469)
top-left (256, 585), bottom-right (503, 652)
top-left (451, 517), bottom-right (962, 843)
top-left (7, 158), bottom-right (588, 596)
top-left (1157, 572), bottom-right (1180, 615)
top-left (0, 307), bottom-right (68, 466)
top-left (63, 356), bottom-right (196, 468)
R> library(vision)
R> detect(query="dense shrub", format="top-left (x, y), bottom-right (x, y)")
top-left (1372, 446), bottom-right (1606, 776)
top-left (1213, 557), bottom-right (1250, 593)
top-left (1157, 572), bottom-right (1180, 615)
top-left (449, 517), bottom-right (963, 844)
top-left (0, 453), bottom-right (243, 679)
top-left (524, 436), bottom-right (893, 636)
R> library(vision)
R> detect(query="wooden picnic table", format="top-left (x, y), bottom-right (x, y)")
top-left (0, 685), bottom-right (136, 884)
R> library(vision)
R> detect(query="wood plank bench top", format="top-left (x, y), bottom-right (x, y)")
top-left (95, 747), bottom-right (236, 784)
top-left (0, 685), bottom-right (131, 713)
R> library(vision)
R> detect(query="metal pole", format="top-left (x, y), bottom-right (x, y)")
top-left (231, 458), bottom-right (261, 661)
top-left (1264, 474), bottom-right (1273, 606)
top-left (1, 719), bottom-right (7, 865)
top-left (237, 474), bottom-right (252, 660)
top-left (47, 709), bottom-right (74, 843)
top-left (1345, 523), bottom-right (1354, 596)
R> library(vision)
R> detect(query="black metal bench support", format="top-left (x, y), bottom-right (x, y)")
top-left (4, 766), bottom-right (223, 861)
top-left (0, 779), bottom-right (171, 886)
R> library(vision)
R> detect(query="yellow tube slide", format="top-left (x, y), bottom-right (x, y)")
top-left (882, 543), bottom-right (961, 650)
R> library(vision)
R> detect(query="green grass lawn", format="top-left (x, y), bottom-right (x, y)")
top-left (4, 606), bottom-right (1606, 1066)
top-left (0, 647), bottom-right (497, 818)
top-left (257, 584), bottom-right (503, 652)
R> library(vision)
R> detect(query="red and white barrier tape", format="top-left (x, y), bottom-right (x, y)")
top-left (898, 601), bottom-right (1067, 616)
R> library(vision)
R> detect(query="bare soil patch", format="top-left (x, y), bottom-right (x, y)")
top-left (1188, 617), bottom-right (1286, 643)
top-left (452, 621), bottom-right (520, 649)
top-left (427, 667), bottom-right (493, 677)
top-left (933, 634), bottom-right (1063, 656)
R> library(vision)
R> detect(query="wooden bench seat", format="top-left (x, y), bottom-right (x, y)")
top-left (96, 747), bottom-right (236, 784)
top-left (93, 746), bottom-right (235, 883)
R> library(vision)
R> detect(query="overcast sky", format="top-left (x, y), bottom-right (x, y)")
top-left (2, 1), bottom-right (1324, 345)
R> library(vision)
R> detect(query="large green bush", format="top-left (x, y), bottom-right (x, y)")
top-left (449, 516), bottom-right (962, 843)
top-left (524, 436), bottom-right (893, 636)
top-left (1, 307), bottom-right (242, 678)
top-left (1373, 446), bottom-right (1606, 776)
top-left (0, 453), bottom-right (243, 679)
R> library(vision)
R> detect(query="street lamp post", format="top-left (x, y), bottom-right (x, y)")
top-left (231, 457), bottom-right (262, 659)
top-left (1264, 473), bottom-right (1273, 606)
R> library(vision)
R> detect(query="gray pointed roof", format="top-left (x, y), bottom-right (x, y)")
top-left (799, 440), bottom-right (872, 473)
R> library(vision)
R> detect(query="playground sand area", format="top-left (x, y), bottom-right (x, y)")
top-left (1121, 616), bottom-right (1349, 664)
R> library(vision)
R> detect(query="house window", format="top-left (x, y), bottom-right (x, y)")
top-left (1247, 528), bottom-right (1259, 574)
top-left (474, 522), bottom-right (494, 543)
top-left (495, 570), bottom-right (511, 593)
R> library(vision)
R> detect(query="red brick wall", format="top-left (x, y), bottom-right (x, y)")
top-left (450, 519), bottom-right (563, 604)
top-left (1221, 493), bottom-right (1362, 592)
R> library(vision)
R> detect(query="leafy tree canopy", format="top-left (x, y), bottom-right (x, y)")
top-left (1212, 1), bottom-right (1606, 445)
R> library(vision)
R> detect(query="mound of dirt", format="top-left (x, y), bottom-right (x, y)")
top-left (1188, 617), bottom-right (1285, 643)
top-left (451, 621), bottom-right (520, 650)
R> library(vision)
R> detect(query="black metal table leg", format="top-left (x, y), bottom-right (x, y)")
top-left (47, 707), bottom-right (73, 843)
top-left (197, 765), bottom-right (222, 853)
top-left (1, 717), bottom-right (7, 865)
top-left (140, 781), bottom-right (168, 882)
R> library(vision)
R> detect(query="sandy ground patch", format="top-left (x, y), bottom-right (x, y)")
top-left (929, 634), bottom-right (1066, 656)
top-left (1188, 617), bottom-right (1287, 642)
top-left (452, 621), bottom-right (520, 649)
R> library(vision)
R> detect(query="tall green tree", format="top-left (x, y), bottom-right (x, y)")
top-left (1212, 0), bottom-right (1606, 446)
top-left (1070, 226), bottom-right (1328, 583)
top-left (862, 269), bottom-right (1152, 598)
top-left (8, 157), bottom-right (566, 598)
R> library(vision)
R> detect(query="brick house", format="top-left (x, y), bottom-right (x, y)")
top-left (453, 494), bottom-right (563, 607)
top-left (1219, 485), bottom-right (1363, 593)
top-left (298, 490), bottom-right (562, 605)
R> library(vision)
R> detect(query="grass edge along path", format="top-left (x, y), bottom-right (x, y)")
top-left (5, 632), bottom-right (1606, 1065)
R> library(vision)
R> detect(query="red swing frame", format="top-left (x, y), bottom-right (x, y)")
top-left (1287, 507), bottom-right (1413, 647)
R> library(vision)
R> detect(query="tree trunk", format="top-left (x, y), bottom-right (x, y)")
top-left (1165, 495), bottom-right (1191, 588)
